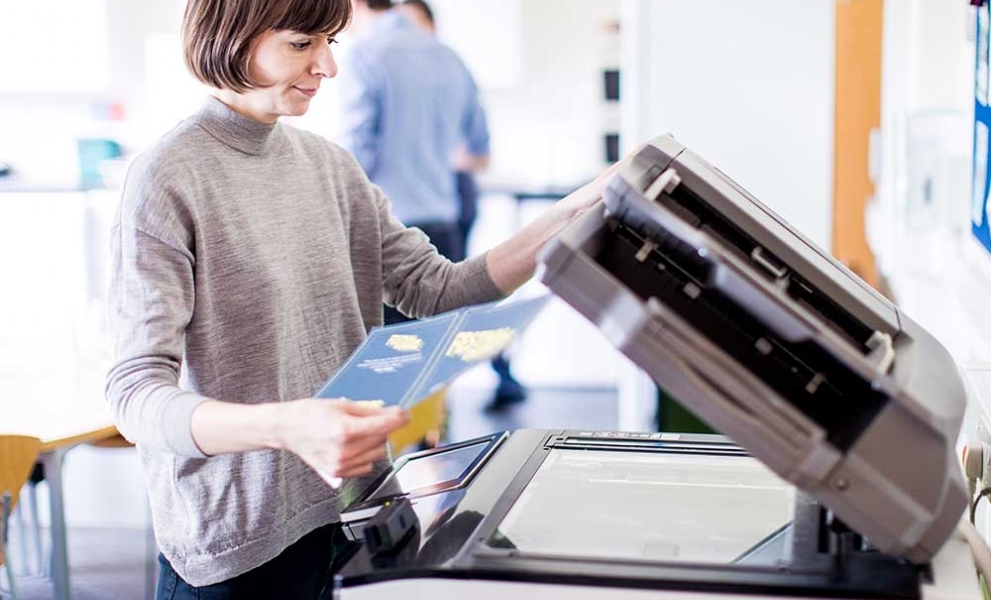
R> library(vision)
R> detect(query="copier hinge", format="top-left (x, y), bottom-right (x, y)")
top-left (644, 167), bottom-right (683, 202)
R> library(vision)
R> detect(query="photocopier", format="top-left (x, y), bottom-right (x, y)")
top-left (331, 136), bottom-right (977, 600)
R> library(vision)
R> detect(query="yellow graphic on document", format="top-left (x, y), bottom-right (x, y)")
top-left (355, 399), bottom-right (386, 408)
top-left (386, 334), bottom-right (424, 353)
top-left (445, 327), bottom-right (516, 362)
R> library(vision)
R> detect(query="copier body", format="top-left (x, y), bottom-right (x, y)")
top-left (334, 430), bottom-right (977, 600)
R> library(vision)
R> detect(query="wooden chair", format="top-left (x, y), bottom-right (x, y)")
top-left (0, 435), bottom-right (42, 600)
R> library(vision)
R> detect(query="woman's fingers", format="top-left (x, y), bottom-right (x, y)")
top-left (285, 398), bottom-right (410, 487)
top-left (332, 402), bottom-right (409, 436)
top-left (338, 431), bottom-right (389, 462)
top-left (337, 463), bottom-right (376, 479)
top-left (338, 443), bottom-right (388, 472)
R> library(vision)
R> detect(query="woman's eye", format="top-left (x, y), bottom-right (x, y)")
top-left (290, 41), bottom-right (312, 50)
top-left (326, 37), bottom-right (338, 45)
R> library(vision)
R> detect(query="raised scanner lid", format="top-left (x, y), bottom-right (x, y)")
top-left (537, 136), bottom-right (967, 563)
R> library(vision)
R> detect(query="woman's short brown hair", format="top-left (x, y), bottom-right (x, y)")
top-left (182, 0), bottom-right (351, 92)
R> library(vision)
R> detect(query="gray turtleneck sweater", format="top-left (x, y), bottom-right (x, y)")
top-left (105, 97), bottom-right (502, 586)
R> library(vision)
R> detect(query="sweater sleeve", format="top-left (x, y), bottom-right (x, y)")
top-left (104, 171), bottom-right (208, 458)
top-left (371, 183), bottom-right (504, 318)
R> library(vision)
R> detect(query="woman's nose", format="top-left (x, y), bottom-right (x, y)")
top-left (315, 45), bottom-right (338, 79)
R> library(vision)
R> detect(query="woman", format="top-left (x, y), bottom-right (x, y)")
top-left (106, 0), bottom-right (616, 597)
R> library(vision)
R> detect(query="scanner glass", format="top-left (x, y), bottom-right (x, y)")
top-left (488, 448), bottom-right (795, 565)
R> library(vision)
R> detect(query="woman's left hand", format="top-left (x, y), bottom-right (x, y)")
top-left (553, 141), bottom-right (646, 220)
top-left (484, 142), bottom-right (645, 294)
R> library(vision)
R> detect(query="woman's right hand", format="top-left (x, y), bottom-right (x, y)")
top-left (277, 398), bottom-right (409, 486)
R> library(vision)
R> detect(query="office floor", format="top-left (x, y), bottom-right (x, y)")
top-left (11, 379), bottom-right (619, 600)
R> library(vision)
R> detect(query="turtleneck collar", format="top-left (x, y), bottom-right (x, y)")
top-left (193, 96), bottom-right (284, 157)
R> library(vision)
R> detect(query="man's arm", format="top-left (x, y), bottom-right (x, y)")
top-left (453, 146), bottom-right (490, 172)
top-left (459, 73), bottom-right (490, 172)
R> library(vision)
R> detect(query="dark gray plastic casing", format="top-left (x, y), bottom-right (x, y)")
top-left (537, 135), bottom-right (967, 563)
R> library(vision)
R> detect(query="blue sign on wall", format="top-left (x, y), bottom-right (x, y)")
top-left (973, 3), bottom-right (991, 254)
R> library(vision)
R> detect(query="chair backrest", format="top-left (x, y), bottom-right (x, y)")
top-left (0, 435), bottom-right (42, 566)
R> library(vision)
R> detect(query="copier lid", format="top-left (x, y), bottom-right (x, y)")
top-left (537, 135), bottom-right (968, 563)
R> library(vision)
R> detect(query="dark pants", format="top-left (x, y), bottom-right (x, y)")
top-left (155, 523), bottom-right (350, 600)
top-left (456, 170), bottom-right (478, 250)
top-left (388, 170), bottom-right (477, 324)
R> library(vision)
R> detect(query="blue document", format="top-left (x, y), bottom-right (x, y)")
top-left (316, 295), bottom-right (550, 408)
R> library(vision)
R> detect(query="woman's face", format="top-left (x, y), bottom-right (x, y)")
top-left (234, 29), bottom-right (339, 123)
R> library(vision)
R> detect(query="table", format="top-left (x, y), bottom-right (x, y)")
top-left (3, 412), bottom-right (118, 600)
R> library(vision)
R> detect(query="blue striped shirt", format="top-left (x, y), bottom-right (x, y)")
top-left (340, 12), bottom-right (489, 225)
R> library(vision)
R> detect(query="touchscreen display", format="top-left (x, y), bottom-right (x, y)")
top-left (366, 441), bottom-right (488, 501)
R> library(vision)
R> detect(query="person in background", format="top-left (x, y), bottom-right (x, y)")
top-left (395, 0), bottom-right (434, 32)
top-left (106, 0), bottom-right (620, 597)
top-left (348, 0), bottom-right (526, 411)
top-left (341, 0), bottom-right (481, 302)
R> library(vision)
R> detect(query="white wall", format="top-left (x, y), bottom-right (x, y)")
top-left (428, 0), bottom-right (621, 187)
top-left (872, 0), bottom-right (974, 267)
top-left (0, 0), bottom-right (110, 94)
top-left (426, 0), bottom-right (525, 90)
top-left (621, 0), bottom-right (836, 250)
top-left (0, 0), bottom-right (188, 184)
top-left (870, 0), bottom-right (989, 365)
top-left (614, 0), bottom-right (837, 431)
